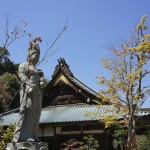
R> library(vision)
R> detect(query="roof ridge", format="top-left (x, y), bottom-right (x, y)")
top-left (43, 104), bottom-right (99, 110)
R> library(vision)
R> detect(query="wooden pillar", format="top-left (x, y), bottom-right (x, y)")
top-left (104, 132), bottom-right (109, 150)
top-left (42, 127), bottom-right (44, 140)
top-left (81, 125), bottom-right (83, 140)
top-left (59, 126), bottom-right (62, 150)
top-left (53, 126), bottom-right (56, 150)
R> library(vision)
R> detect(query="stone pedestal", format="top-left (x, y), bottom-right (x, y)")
top-left (6, 142), bottom-right (48, 150)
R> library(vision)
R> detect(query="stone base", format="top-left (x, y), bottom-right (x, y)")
top-left (6, 142), bottom-right (48, 150)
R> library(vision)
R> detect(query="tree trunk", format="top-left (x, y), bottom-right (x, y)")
top-left (126, 116), bottom-right (137, 150)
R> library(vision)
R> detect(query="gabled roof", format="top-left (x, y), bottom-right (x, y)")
top-left (1, 104), bottom-right (150, 126)
top-left (44, 58), bottom-right (101, 105)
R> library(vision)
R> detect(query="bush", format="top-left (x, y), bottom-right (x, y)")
top-left (136, 135), bottom-right (150, 150)
top-left (79, 135), bottom-right (99, 150)
top-left (0, 125), bottom-right (15, 149)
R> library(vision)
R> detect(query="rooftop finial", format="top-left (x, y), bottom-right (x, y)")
top-left (52, 58), bottom-right (73, 78)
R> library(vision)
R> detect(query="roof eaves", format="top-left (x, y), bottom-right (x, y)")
top-left (63, 73), bottom-right (98, 97)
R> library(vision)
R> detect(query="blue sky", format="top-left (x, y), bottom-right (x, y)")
top-left (0, 0), bottom-right (150, 107)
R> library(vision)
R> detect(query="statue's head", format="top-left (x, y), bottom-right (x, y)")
top-left (27, 37), bottom-right (42, 65)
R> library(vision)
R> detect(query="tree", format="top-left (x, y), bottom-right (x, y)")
top-left (79, 135), bottom-right (99, 150)
top-left (0, 73), bottom-right (20, 112)
top-left (0, 47), bottom-right (9, 63)
top-left (0, 83), bottom-right (12, 112)
top-left (98, 15), bottom-right (150, 149)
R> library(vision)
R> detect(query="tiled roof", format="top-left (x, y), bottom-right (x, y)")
top-left (1, 104), bottom-right (150, 126)
top-left (40, 104), bottom-right (114, 123)
top-left (0, 112), bottom-right (18, 126)
top-left (64, 73), bottom-right (98, 97)
top-left (0, 104), bottom-right (108, 126)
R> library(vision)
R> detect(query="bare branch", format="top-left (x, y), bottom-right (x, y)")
top-left (141, 85), bottom-right (150, 92)
top-left (2, 13), bottom-right (27, 48)
top-left (104, 78), bottom-right (128, 105)
top-left (142, 70), bottom-right (150, 78)
top-left (3, 12), bottom-right (9, 48)
top-left (37, 18), bottom-right (69, 67)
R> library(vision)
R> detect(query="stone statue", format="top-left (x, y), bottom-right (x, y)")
top-left (12, 37), bottom-right (44, 142)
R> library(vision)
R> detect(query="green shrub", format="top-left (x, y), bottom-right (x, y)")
top-left (136, 135), bottom-right (150, 150)
top-left (0, 125), bottom-right (15, 149)
top-left (79, 135), bottom-right (99, 150)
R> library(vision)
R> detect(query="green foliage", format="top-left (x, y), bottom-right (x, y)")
top-left (145, 129), bottom-right (150, 142)
top-left (0, 46), bottom-right (20, 113)
top-left (79, 135), bottom-right (99, 150)
top-left (0, 60), bottom-right (19, 75)
top-left (114, 128), bottom-right (127, 138)
top-left (0, 73), bottom-right (20, 112)
top-left (112, 120), bottom-right (127, 139)
top-left (0, 46), bottom-right (18, 75)
top-left (0, 125), bottom-right (15, 149)
top-left (0, 73), bottom-right (20, 94)
top-left (112, 125), bottom-right (127, 147)
top-left (136, 134), bottom-right (150, 150)
top-left (0, 47), bottom-right (10, 63)
top-left (0, 83), bottom-right (12, 112)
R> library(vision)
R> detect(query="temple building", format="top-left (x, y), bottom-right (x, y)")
top-left (1, 58), bottom-right (150, 150)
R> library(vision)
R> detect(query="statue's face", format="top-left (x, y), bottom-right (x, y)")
top-left (28, 49), bottom-right (40, 65)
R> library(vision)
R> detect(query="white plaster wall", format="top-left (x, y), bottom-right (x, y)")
top-left (62, 130), bottom-right (104, 135)
top-left (56, 127), bottom-right (61, 134)
top-left (38, 126), bottom-right (54, 137)
top-left (38, 127), bottom-right (42, 137)
top-left (38, 126), bottom-right (103, 137)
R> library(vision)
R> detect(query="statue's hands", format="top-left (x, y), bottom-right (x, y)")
top-left (40, 77), bottom-right (45, 89)
top-left (27, 83), bottom-right (35, 93)
top-left (28, 87), bottom-right (33, 93)
top-left (38, 69), bottom-right (45, 88)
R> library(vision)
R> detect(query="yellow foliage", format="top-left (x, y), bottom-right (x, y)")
top-left (136, 15), bottom-right (147, 30)
top-left (101, 58), bottom-right (112, 70)
top-left (113, 101), bottom-right (121, 108)
top-left (129, 41), bottom-right (150, 54)
top-left (102, 114), bottom-right (118, 128)
top-left (98, 91), bottom-right (111, 103)
top-left (121, 106), bottom-right (128, 113)
top-left (119, 120), bottom-right (126, 126)
top-left (142, 34), bottom-right (150, 41)
top-left (97, 76), bottom-right (105, 85)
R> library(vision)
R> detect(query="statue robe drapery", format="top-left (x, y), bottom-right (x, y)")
top-left (13, 62), bottom-right (42, 142)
